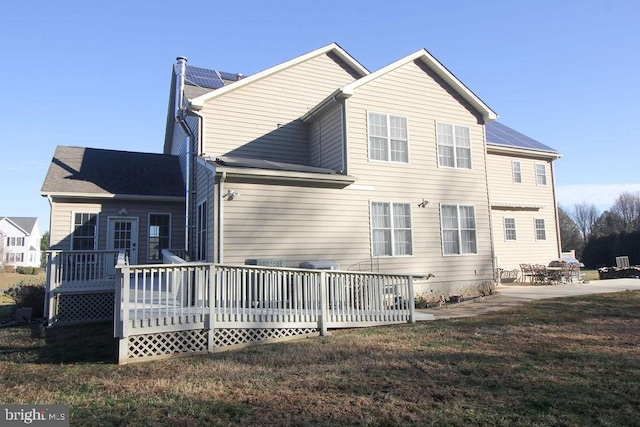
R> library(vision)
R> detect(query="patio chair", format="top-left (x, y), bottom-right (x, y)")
top-left (532, 264), bottom-right (548, 285)
top-left (520, 264), bottom-right (533, 283)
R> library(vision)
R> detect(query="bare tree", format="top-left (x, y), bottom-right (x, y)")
top-left (572, 202), bottom-right (599, 244)
top-left (611, 191), bottom-right (640, 231)
top-left (558, 205), bottom-right (583, 256)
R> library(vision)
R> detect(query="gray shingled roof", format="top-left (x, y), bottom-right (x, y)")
top-left (0, 217), bottom-right (37, 234)
top-left (41, 146), bottom-right (185, 198)
top-left (486, 121), bottom-right (558, 154)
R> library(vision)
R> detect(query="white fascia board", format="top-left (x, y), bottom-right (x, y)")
top-left (41, 192), bottom-right (185, 202)
top-left (487, 144), bottom-right (562, 160)
top-left (300, 88), bottom-right (351, 123)
top-left (189, 43), bottom-right (369, 110)
top-left (341, 49), bottom-right (499, 123)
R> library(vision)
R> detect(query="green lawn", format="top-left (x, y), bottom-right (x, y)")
top-left (1, 290), bottom-right (639, 426)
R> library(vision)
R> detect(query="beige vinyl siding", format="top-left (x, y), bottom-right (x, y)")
top-left (217, 59), bottom-right (494, 286)
top-left (486, 151), bottom-right (560, 271)
top-left (194, 160), bottom-right (216, 262)
top-left (49, 198), bottom-right (185, 263)
top-left (310, 103), bottom-right (344, 171)
top-left (342, 60), bottom-right (493, 284)
top-left (218, 183), bottom-right (371, 269)
top-left (200, 53), bottom-right (358, 165)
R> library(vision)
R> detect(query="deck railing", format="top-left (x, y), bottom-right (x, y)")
top-left (45, 250), bottom-right (123, 326)
top-left (45, 250), bottom-right (417, 363)
top-left (46, 250), bottom-right (122, 293)
top-left (115, 263), bottom-right (416, 339)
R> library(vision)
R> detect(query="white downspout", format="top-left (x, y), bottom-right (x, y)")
top-left (174, 56), bottom-right (195, 256)
top-left (218, 172), bottom-right (226, 263)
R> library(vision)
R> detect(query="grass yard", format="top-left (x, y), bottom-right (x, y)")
top-left (0, 291), bottom-right (639, 426)
top-left (0, 270), bottom-right (46, 290)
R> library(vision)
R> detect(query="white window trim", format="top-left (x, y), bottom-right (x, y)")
top-left (535, 162), bottom-right (547, 186)
top-left (440, 204), bottom-right (478, 256)
top-left (535, 218), bottom-right (547, 241)
top-left (367, 111), bottom-right (410, 164)
top-left (512, 160), bottom-right (522, 184)
top-left (436, 121), bottom-right (473, 170)
top-left (70, 211), bottom-right (99, 251)
top-left (504, 217), bottom-right (517, 241)
top-left (148, 212), bottom-right (172, 262)
top-left (370, 201), bottom-right (414, 257)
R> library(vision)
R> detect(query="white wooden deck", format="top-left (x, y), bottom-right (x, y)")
top-left (46, 250), bottom-right (426, 363)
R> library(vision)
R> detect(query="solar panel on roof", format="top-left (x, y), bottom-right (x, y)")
top-left (184, 65), bottom-right (225, 89)
top-left (486, 122), bottom-right (558, 153)
top-left (218, 71), bottom-right (240, 81)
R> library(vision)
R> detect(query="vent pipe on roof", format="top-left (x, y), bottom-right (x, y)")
top-left (175, 56), bottom-right (188, 121)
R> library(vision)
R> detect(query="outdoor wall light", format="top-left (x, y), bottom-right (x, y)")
top-left (118, 208), bottom-right (128, 215)
top-left (224, 189), bottom-right (239, 201)
top-left (418, 199), bottom-right (429, 208)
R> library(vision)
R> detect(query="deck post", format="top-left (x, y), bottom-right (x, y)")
top-left (318, 270), bottom-right (330, 336)
top-left (45, 252), bottom-right (57, 326)
top-left (207, 264), bottom-right (216, 353)
top-left (115, 263), bottom-right (131, 365)
top-left (407, 275), bottom-right (416, 324)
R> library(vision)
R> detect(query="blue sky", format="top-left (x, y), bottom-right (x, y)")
top-left (2, 0), bottom-right (639, 231)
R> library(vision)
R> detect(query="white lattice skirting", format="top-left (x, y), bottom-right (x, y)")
top-left (124, 327), bottom-right (319, 363)
top-left (56, 292), bottom-right (114, 324)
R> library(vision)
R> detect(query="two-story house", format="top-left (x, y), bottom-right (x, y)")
top-left (0, 217), bottom-right (43, 269)
top-left (42, 43), bottom-right (562, 296)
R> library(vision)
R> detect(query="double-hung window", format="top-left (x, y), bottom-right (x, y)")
top-left (441, 205), bottom-right (477, 255)
top-left (535, 218), bottom-right (546, 240)
top-left (148, 214), bottom-right (171, 261)
top-left (368, 112), bottom-right (408, 163)
top-left (535, 163), bottom-right (547, 185)
top-left (196, 201), bottom-right (207, 261)
top-left (6, 237), bottom-right (24, 246)
top-left (512, 161), bottom-right (522, 183)
top-left (72, 213), bottom-right (98, 250)
top-left (504, 217), bottom-right (517, 241)
top-left (371, 202), bottom-right (413, 256)
top-left (437, 122), bottom-right (471, 169)
top-left (5, 253), bottom-right (24, 263)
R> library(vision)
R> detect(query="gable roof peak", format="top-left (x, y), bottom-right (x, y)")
top-left (188, 42), bottom-right (369, 109)
top-left (341, 48), bottom-right (498, 122)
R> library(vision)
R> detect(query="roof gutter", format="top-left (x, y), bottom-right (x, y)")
top-left (300, 88), bottom-right (353, 123)
top-left (487, 144), bottom-right (562, 160)
top-left (215, 166), bottom-right (357, 188)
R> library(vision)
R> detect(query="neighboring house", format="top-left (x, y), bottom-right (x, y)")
top-left (0, 217), bottom-right (43, 269)
top-left (0, 229), bottom-right (5, 267)
top-left (42, 43), bottom-right (562, 295)
top-left (40, 147), bottom-right (185, 264)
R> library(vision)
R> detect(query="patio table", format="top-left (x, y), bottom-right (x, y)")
top-left (545, 266), bottom-right (563, 284)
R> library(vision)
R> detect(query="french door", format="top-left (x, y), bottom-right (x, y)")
top-left (107, 218), bottom-right (138, 264)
